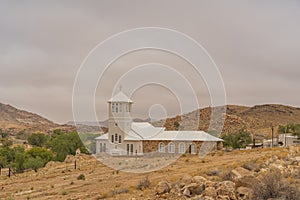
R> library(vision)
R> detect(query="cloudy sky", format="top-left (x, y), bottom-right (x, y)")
top-left (0, 1), bottom-right (300, 124)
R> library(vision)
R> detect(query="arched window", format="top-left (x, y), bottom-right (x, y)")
top-left (116, 103), bottom-right (118, 113)
top-left (168, 142), bottom-right (175, 153)
top-left (190, 143), bottom-right (197, 154)
top-left (99, 143), bottom-right (102, 153)
top-left (119, 135), bottom-right (122, 143)
top-left (103, 143), bottom-right (106, 152)
top-left (115, 134), bottom-right (118, 142)
top-left (158, 142), bottom-right (165, 153)
top-left (179, 142), bottom-right (185, 154)
top-left (111, 135), bottom-right (114, 143)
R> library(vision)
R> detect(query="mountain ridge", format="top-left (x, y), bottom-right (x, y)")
top-left (0, 102), bottom-right (74, 134)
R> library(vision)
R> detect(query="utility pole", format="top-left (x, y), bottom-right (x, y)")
top-left (271, 125), bottom-right (274, 148)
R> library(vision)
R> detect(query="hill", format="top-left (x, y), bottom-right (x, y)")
top-left (153, 104), bottom-right (300, 139)
top-left (0, 103), bottom-right (74, 134)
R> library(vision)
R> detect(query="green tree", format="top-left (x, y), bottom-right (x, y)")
top-left (222, 129), bottom-right (252, 149)
top-left (23, 157), bottom-right (44, 172)
top-left (26, 147), bottom-right (53, 163)
top-left (51, 132), bottom-right (87, 161)
top-left (27, 133), bottom-right (50, 147)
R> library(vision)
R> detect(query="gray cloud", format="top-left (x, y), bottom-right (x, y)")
top-left (0, 0), bottom-right (300, 123)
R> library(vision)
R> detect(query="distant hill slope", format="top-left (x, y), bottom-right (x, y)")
top-left (0, 103), bottom-right (74, 134)
top-left (153, 104), bottom-right (300, 139)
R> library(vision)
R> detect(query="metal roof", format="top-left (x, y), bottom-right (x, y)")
top-left (108, 91), bottom-right (133, 103)
top-left (95, 122), bottom-right (223, 142)
top-left (95, 133), bottom-right (108, 140)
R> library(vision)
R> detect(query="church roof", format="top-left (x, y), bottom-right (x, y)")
top-left (108, 91), bottom-right (133, 103)
top-left (95, 122), bottom-right (223, 142)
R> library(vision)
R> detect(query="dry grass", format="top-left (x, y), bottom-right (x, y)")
top-left (0, 148), bottom-right (297, 199)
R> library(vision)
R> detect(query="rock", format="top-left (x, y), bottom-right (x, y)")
top-left (182, 182), bottom-right (205, 196)
top-left (191, 195), bottom-right (215, 200)
top-left (192, 176), bottom-right (207, 185)
top-left (236, 187), bottom-right (253, 200)
top-left (204, 187), bottom-right (217, 199)
top-left (156, 181), bottom-right (171, 195)
top-left (205, 180), bottom-right (216, 188)
top-left (179, 174), bottom-right (193, 188)
top-left (230, 167), bottom-right (253, 181)
top-left (216, 181), bottom-right (237, 200)
top-left (217, 195), bottom-right (231, 200)
top-left (183, 188), bottom-right (191, 197)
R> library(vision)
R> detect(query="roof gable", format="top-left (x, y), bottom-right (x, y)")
top-left (108, 91), bottom-right (133, 103)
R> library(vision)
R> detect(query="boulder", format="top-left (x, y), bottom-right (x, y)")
top-left (192, 176), bottom-right (207, 185)
top-left (178, 174), bottom-right (193, 188)
top-left (217, 195), bottom-right (231, 200)
top-left (156, 181), bottom-right (171, 195)
top-left (205, 180), bottom-right (216, 188)
top-left (204, 186), bottom-right (217, 199)
top-left (216, 181), bottom-right (237, 200)
top-left (236, 186), bottom-right (253, 200)
top-left (230, 167), bottom-right (253, 181)
top-left (182, 182), bottom-right (205, 196)
top-left (183, 187), bottom-right (191, 197)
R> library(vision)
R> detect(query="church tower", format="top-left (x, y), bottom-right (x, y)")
top-left (107, 91), bottom-right (133, 146)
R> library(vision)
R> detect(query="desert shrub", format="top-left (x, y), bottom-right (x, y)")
top-left (251, 168), bottom-right (300, 200)
top-left (77, 174), bottom-right (85, 180)
top-left (136, 176), bottom-right (150, 190)
top-left (242, 161), bottom-right (260, 172)
top-left (206, 169), bottom-right (220, 176)
top-left (219, 169), bottom-right (232, 181)
top-left (110, 188), bottom-right (129, 196)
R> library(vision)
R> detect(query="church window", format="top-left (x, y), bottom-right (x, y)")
top-left (168, 142), bottom-right (175, 153)
top-left (179, 143), bottom-right (185, 154)
top-left (158, 142), bottom-right (165, 153)
top-left (119, 135), bottom-right (122, 143)
top-left (115, 134), bottom-right (118, 142)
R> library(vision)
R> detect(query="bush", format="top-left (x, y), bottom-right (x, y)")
top-left (251, 168), bottom-right (300, 200)
top-left (77, 174), bottom-right (85, 180)
top-left (110, 188), bottom-right (129, 196)
top-left (136, 176), bottom-right (150, 190)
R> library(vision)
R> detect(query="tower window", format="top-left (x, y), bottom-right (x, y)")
top-left (112, 103), bottom-right (115, 112)
top-left (115, 134), bottom-right (118, 142)
top-left (119, 135), bottom-right (122, 143)
top-left (115, 103), bottom-right (118, 113)
top-left (119, 103), bottom-right (122, 112)
top-left (111, 135), bottom-right (114, 143)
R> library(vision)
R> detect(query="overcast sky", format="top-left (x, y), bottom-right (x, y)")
top-left (0, 1), bottom-right (300, 124)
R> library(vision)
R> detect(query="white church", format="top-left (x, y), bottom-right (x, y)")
top-left (95, 91), bottom-right (223, 156)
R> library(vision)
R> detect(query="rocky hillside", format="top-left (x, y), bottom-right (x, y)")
top-left (153, 104), bottom-right (300, 138)
top-left (0, 103), bottom-right (74, 134)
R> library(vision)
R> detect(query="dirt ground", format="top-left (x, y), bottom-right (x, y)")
top-left (0, 148), bottom-right (292, 200)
